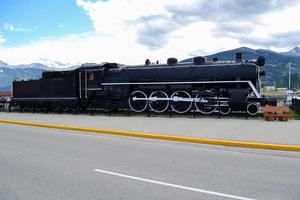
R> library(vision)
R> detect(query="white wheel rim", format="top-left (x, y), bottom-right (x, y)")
top-left (128, 91), bottom-right (148, 113)
top-left (149, 91), bottom-right (169, 113)
top-left (195, 94), bottom-right (217, 114)
top-left (219, 103), bottom-right (231, 115)
top-left (171, 91), bottom-right (192, 114)
top-left (247, 103), bottom-right (259, 116)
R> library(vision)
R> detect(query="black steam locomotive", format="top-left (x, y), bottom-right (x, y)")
top-left (11, 53), bottom-right (274, 115)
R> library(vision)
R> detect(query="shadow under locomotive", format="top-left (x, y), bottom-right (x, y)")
top-left (11, 53), bottom-right (276, 116)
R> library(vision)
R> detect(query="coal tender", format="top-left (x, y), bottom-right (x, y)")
top-left (11, 53), bottom-right (275, 115)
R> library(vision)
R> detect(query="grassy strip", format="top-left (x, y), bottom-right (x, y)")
top-left (292, 112), bottom-right (300, 120)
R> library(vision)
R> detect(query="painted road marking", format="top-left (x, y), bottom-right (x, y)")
top-left (94, 169), bottom-right (256, 200)
top-left (1, 118), bottom-right (300, 152)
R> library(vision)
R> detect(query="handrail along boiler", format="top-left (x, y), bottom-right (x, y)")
top-left (11, 53), bottom-right (274, 115)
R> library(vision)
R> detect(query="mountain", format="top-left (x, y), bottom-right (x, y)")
top-left (12, 63), bottom-right (53, 70)
top-left (0, 60), bottom-right (9, 67)
top-left (281, 46), bottom-right (300, 56)
top-left (181, 46), bottom-right (300, 87)
top-left (0, 64), bottom-right (46, 91)
top-left (36, 58), bottom-right (69, 68)
top-left (0, 59), bottom-right (74, 91)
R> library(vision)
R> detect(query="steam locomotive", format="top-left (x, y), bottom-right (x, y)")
top-left (11, 53), bottom-right (275, 115)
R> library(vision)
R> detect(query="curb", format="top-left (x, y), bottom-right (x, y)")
top-left (1, 118), bottom-right (300, 152)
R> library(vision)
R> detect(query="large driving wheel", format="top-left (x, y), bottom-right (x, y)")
top-left (149, 91), bottom-right (169, 113)
top-left (195, 91), bottom-right (218, 114)
top-left (170, 91), bottom-right (193, 114)
top-left (128, 91), bottom-right (148, 113)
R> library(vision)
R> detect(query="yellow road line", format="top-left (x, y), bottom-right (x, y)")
top-left (1, 118), bottom-right (300, 152)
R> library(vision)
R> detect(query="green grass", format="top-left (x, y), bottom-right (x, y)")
top-left (292, 112), bottom-right (300, 120)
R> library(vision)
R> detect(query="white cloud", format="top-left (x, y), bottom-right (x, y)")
top-left (3, 23), bottom-right (15, 31)
top-left (74, 0), bottom-right (300, 55)
top-left (244, 3), bottom-right (300, 50)
top-left (0, 30), bottom-right (203, 65)
top-left (2, 23), bottom-right (31, 32)
top-left (0, 0), bottom-right (300, 65)
top-left (0, 34), bottom-right (6, 44)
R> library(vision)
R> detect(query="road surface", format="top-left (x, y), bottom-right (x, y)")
top-left (1, 123), bottom-right (300, 200)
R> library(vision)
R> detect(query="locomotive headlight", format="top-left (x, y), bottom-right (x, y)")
top-left (259, 70), bottom-right (266, 77)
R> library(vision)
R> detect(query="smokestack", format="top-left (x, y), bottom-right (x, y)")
top-left (235, 52), bottom-right (244, 62)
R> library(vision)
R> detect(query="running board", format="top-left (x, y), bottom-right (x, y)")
top-left (132, 96), bottom-right (229, 103)
top-left (102, 80), bottom-right (261, 98)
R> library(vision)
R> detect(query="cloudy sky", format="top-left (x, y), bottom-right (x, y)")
top-left (0, 0), bottom-right (300, 65)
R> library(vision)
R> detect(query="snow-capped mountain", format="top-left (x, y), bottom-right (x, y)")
top-left (0, 60), bottom-right (9, 67)
top-left (36, 58), bottom-right (70, 68)
top-left (0, 60), bottom-right (55, 91)
top-left (2, 58), bottom-right (71, 69)
top-left (12, 63), bottom-right (53, 70)
top-left (0, 59), bottom-right (79, 91)
top-left (281, 46), bottom-right (300, 56)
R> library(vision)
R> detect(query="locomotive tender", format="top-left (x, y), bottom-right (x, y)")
top-left (11, 53), bottom-right (274, 115)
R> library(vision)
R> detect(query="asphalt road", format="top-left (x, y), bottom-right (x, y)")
top-left (1, 124), bottom-right (300, 200)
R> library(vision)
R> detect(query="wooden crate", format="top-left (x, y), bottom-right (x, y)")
top-left (261, 106), bottom-right (292, 121)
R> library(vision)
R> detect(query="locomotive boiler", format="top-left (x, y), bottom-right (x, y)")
top-left (11, 53), bottom-right (274, 115)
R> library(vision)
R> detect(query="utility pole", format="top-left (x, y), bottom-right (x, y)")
top-left (289, 63), bottom-right (291, 90)
top-left (297, 72), bottom-right (300, 89)
top-left (286, 62), bottom-right (292, 105)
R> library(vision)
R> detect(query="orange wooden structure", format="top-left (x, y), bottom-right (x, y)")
top-left (0, 92), bottom-right (11, 97)
top-left (261, 106), bottom-right (292, 121)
